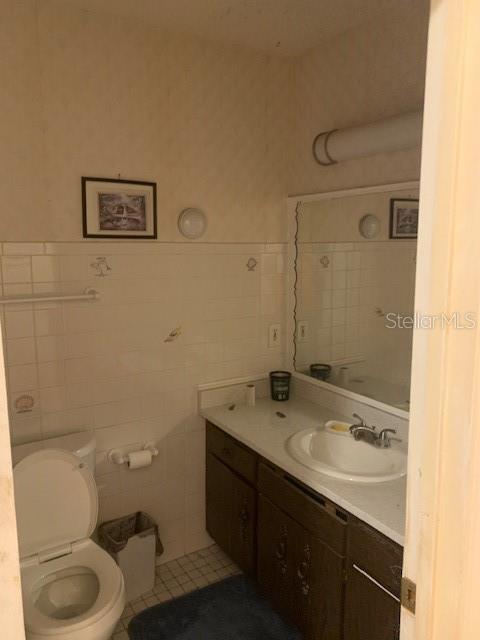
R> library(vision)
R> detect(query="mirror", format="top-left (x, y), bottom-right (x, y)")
top-left (294, 183), bottom-right (419, 412)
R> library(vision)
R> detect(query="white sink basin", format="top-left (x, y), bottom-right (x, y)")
top-left (287, 428), bottom-right (407, 483)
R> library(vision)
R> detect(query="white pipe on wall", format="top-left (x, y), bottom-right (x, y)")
top-left (312, 111), bottom-right (423, 166)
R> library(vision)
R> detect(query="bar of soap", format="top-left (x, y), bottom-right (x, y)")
top-left (325, 420), bottom-right (352, 434)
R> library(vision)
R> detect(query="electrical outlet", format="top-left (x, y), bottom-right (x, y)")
top-left (297, 320), bottom-right (308, 342)
top-left (268, 324), bottom-right (281, 348)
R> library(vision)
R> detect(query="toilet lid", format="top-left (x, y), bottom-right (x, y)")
top-left (13, 449), bottom-right (98, 559)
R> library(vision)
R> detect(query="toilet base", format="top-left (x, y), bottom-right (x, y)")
top-left (25, 587), bottom-right (125, 640)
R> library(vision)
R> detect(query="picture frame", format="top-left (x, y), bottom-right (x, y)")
top-left (389, 198), bottom-right (419, 239)
top-left (82, 177), bottom-right (157, 239)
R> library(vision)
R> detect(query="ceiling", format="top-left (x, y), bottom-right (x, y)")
top-left (58, 0), bottom-right (424, 57)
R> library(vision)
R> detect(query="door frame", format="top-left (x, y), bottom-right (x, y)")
top-left (0, 327), bottom-right (25, 638)
top-left (402, 0), bottom-right (480, 638)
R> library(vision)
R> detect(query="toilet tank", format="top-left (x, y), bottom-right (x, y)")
top-left (12, 431), bottom-right (97, 474)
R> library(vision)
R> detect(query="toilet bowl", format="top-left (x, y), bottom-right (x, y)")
top-left (13, 448), bottom-right (125, 640)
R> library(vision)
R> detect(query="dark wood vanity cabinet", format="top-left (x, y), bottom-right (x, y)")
top-left (258, 494), bottom-right (345, 639)
top-left (257, 462), bottom-right (346, 639)
top-left (205, 421), bottom-right (403, 640)
top-left (343, 564), bottom-right (400, 640)
top-left (206, 424), bottom-right (257, 577)
top-left (344, 519), bottom-right (403, 640)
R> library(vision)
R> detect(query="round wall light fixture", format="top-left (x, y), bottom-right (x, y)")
top-left (178, 208), bottom-right (207, 239)
top-left (359, 214), bottom-right (380, 239)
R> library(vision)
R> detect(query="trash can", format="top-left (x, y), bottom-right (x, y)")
top-left (98, 512), bottom-right (163, 601)
top-left (269, 370), bottom-right (291, 401)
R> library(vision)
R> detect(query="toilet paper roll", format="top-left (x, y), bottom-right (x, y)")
top-left (338, 366), bottom-right (350, 387)
top-left (246, 384), bottom-right (256, 407)
top-left (127, 449), bottom-right (152, 469)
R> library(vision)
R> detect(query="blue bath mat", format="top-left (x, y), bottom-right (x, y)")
top-left (128, 575), bottom-right (302, 640)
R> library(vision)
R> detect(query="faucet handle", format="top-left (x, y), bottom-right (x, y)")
top-left (377, 428), bottom-right (400, 445)
top-left (379, 428), bottom-right (397, 437)
top-left (352, 413), bottom-right (366, 428)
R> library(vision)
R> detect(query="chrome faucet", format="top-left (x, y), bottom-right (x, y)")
top-left (349, 414), bottom-right (377, 444)
top-left (349, 415), bottom-right (401, 448)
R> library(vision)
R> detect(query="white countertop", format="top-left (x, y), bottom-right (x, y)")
top-left (201, 397), bottom-right (406, 546)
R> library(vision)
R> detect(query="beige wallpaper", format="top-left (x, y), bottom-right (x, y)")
top-left (0, 0), bottom-right (291, 242)
top-left (0, 0), bottom-right (429, 241)
top-left (289, 1), bottom-right (429, 196)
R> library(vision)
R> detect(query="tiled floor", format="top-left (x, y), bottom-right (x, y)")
top-left (111, 544), bottom-right (240, 639)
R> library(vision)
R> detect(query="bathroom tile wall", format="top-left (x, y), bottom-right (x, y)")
top-left (294, 188), bottom-right (418, 397)
top-left (295, 240), bottom-right (416, 389)
top-left (1, 241), bottom-right (285, 561)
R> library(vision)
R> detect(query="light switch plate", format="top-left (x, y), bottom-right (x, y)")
top-left (268, 324), bottom-right (281, 348)
top-left (297, 320), bottom-right (308, 342)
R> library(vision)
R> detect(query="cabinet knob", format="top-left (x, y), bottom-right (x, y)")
top-left (297, 561), bottom-right (308, 580)
top-left (239, 507), bottom-right (249, 524)
top-left (390, 564), bottom-right (402, 580)
top-left (275, 541), bottom-right (286, 560)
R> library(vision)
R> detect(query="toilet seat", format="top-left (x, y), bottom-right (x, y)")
top-left (14, 449), bottom-right (98, 559)
top-left (13, 449), bottom-right (125, 639)
top-left (21, 539), bottom-right (124, 636)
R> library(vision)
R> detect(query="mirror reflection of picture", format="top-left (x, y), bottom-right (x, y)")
top-left (390, 198), bottom-right (419, 239)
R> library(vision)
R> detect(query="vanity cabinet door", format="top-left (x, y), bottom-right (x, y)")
top-left (229, 469), bottom-right (256, 576)
top-left (258, 495), bottom-right (344, 640)
top-left (297, 532), bottom-right (344, 640)
top-left (343, 563), bottom-right (400, 640)
top-left (257, 494), bottom-right (301, 626)
top-left (206, 453), bottom-right (231, 554)
top-left (206, 452), bottom-right (256, 577)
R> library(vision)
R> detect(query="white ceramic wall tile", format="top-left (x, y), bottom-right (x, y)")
top-left (8, 361), bottom-right (37, 389)
top-left (32, 255), bottom-right (62, 282)
top-left (1, 241), bottom-right (286, 561)
top-left (1, 256), bottom-right (31, 283)
top-left (296, 237), bottom-right (416, 397)
top-left (2, 243), bottom-right (45, 256)
top-left (6, 338), bottom-right (36, 366)
top-left (4, 310), bottom-right (35, 338)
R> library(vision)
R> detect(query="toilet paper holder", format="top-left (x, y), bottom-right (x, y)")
top-left (108, 441), bottom-right (159, 465)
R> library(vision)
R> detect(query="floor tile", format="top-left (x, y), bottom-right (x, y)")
top-left (120, 542), bottom-right (240, 626)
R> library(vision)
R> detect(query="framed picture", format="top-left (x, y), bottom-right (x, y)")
top-left (82, 177), bottom-right (157, 239)
top-left (389, 198), bottom-right (419, 239)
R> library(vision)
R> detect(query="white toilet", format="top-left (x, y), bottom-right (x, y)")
top-left (12, 432), bottom-right (126, 640)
